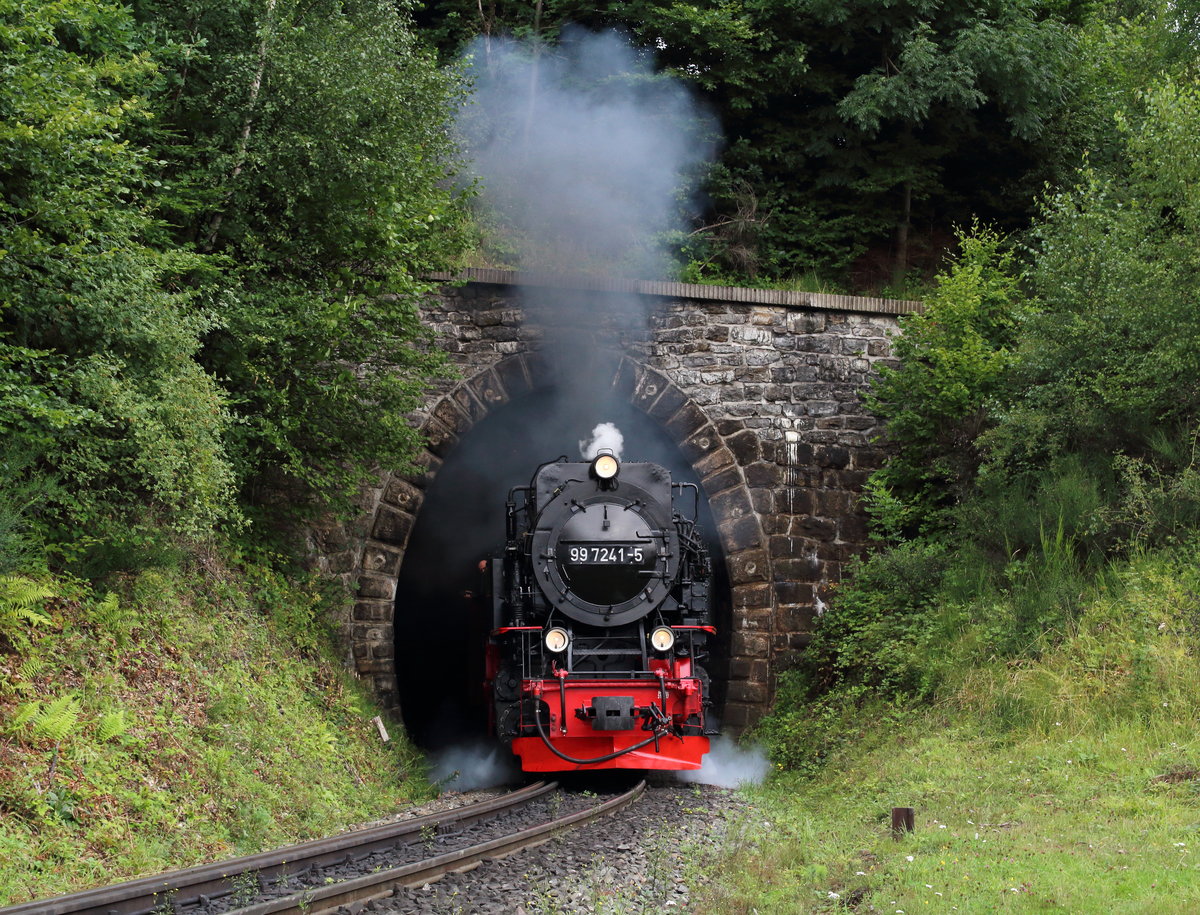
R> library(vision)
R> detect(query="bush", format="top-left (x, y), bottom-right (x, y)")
top-left (866, 224), bottom-right (1028, 535)
top-left (1, 0), bottom-right (239, 543)
top-left (797, 541), bottom-right (953, 701)
top-left (986, 80), bottom-right (1200, 476)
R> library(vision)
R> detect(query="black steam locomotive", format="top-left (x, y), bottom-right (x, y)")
top-left (482, 451), bottom-right (715, 771)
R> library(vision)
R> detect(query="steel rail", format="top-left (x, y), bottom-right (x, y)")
top-left (228, 779), bottom-right (646, 915)
top-left (0, 781), bottom-right (555, 915)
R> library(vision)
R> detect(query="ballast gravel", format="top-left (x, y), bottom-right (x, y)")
top-left (183, 789), bottom-right (605, 914)
top-left (374, 781), bottom-right (758, 915)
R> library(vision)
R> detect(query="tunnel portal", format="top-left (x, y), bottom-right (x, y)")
top-left (313, 273), bottom-right (914, 733)
top-left (393, 388), bottom-right (731, 751)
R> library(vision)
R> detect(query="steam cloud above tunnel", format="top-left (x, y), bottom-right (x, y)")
top-left (454, 26), bottom-right (723, 423)
top-left (394, 30), bottom-right (731, 755)
top-left (456, 27), bottom-right (719, 276)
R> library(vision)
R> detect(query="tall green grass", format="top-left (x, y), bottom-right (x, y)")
top-left (0, 561), bottom-right (423, 905)
top-left (701, 542), bottom-right (1200, 913)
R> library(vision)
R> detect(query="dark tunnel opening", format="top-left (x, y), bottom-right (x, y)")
top-left (394, 388), bottom-right (731, 753)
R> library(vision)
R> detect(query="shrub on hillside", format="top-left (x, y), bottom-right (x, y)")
top-left (797, 541), bottom-right (952, 701)
top-left (865, 225), bottom-right (1028, 536)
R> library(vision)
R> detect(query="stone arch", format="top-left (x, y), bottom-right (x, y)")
top-left (348, 349), bottom-right (774, 728)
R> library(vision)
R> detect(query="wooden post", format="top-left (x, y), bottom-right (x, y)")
top-left (372, 715), bottom-right (391, 743)
top-left (891, 806), bottom-right (915, 839)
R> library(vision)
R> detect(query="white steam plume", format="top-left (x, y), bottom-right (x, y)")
top-left (427, 742), bottom-right (518, 792)
top-left (677, 736), bottom-right (772, 789)
top-left (579, 422), bottom-right (624, 460)
top-left (457, 28), bottom-right (717, 275)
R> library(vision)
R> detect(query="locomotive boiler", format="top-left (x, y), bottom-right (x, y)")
top-left (482, 451), bottom-right (716, 771)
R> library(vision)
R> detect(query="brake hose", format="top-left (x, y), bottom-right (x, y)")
top-left (533, 702), bottom-right (665, 765)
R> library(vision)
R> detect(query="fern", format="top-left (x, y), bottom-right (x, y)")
top-left (0, 575), bottom-right (53, 639)
top-left (89, 591), bottom-right (136, 647)
top-left (11, 654), bottom-right (46, 695)
top-left (27, 695), bottom-right (81, 744)
top-left (18, 655), bottom-right (45, 681)
top-left (96, 709), bottom-right (130, 743)
top-left (8, 700), bottom-right (42, 732)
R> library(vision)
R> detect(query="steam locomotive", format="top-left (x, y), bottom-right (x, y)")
top-left (482, 451), bottom-right (716, 771)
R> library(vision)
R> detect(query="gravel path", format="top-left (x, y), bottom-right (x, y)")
top-left (376, 781), bottom-right (759, 915)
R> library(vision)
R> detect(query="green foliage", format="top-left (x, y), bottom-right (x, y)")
top-left (713, 694), bottom-right (1200, 913)
top-left (239, 558), bottom-right (336, 657)
top-left (2, 0), bottom-right (468, 568)
top-left (16, 654), bottom-right (45, 687)
top-left (756, 680), bottom-right (915, 775)
top-left (1108, 432), bottom-right (1200, 544)
top-left (767, 79), bottom-right (1200, 764)
top-left (764, 77), bottom-right (1200, 788)
top-left (951, 453), bottom-right (1114, 566)
top-left (952, 543), bottom-right (1200, 733)
top-left (0, 450), bottom-right (59, 576)
top-left (866, 224), bottom-right (1027, 533)
top-left (139, 0), bottom-right (468, 516)
top-left (1, 0), bottom-right (237, 546)
top-left (95, 708), bottom-right (130, 743)
top-left (0, 574), bottom-right (52, 647)
top-left (777, 435), bottom-right (1132, 767)
top-left (85, 590), bottom-right (139, 649)
top-left (9, 694), bottom-right (82, 744)
top-left (798, 541), bottom-right (953, 703)
top-left (419, 0), bottom-right (1080, 286)
top-left (984, 79), bottom-right (1200, 504)
top-left (720, 0), bottom-right (1071, 283)
top-left (0, 562), bottom-right (424, 903)
top-left (1048, 1), bottom-right (1200, 178)
top-left (761, 505), bottom-right (1186, 775)
top-left (976, 519), bottom-right (1098, 657)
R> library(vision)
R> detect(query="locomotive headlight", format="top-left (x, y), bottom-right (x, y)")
top-left (650, 626), bottom-right (675, 652)
top-left (544, 627), bottom-right (570, 653)
top-left (591, 452), bottom-right (620, 481)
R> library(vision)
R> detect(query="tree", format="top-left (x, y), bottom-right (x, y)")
top-left (987, 79), bottom-right (1200, 475)
top-left (138, 0), bottom-right (470, 516)
top-left (688, 0), bottom-right (1074, 284)
top-left (2, 0), bottom-right (471, 575)
top-left (865, 225), bottom-right (1026, 535)
top-left (1, 0), bottom-right (236, 546)
top-left (868, 78), bottom-right (1200, 546)
top-left (1042, 0), bottom-right (1200, 179)
top-left (415, 0), bottom-right (1078, 286)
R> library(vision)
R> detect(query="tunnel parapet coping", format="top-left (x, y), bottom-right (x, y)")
top-left (311, 270), bottom-right (917, 733)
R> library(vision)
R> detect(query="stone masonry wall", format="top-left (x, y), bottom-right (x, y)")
top-left (312, 271), bottom-right (917, 732)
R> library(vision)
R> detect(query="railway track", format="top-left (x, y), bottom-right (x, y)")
top-left (0, 780), bottom-right (645, 915)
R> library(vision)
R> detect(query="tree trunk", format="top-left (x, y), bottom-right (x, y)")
top-left (522, 0), bottom-right (544, 151)
top-left (204, 0), bottom-right (278, 251)
top-left (893, 180), bottom-right (912, 290)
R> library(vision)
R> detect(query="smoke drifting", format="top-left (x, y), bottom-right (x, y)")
top-left (579, 421), bottom-right (624, 460)
top-left (394, 29), bottom-right (733, 757)
top-left (457, 28), bottom-right (717, 275)
top-left (677, 737), bottom-right (771, 789)
top-left (428, 741), bottom-right (519, 791)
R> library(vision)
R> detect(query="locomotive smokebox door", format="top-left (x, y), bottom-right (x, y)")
top-left (590, 696), bottom-right (636, 731)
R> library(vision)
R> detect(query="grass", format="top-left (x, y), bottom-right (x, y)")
top-left (696, 545), bottom-right (1200, 913)
top-left (0, 559), bottom-right (425, 905)
top-left (699, 719), bottom-right (1200, 913)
